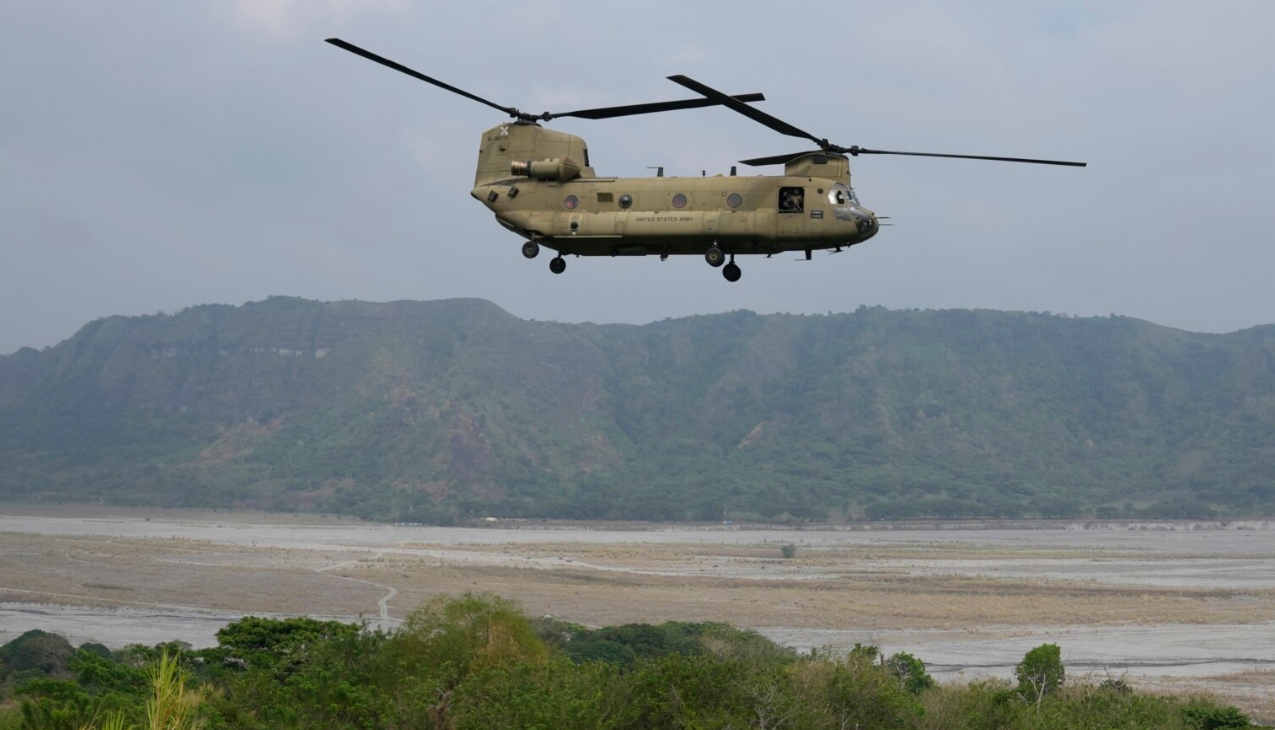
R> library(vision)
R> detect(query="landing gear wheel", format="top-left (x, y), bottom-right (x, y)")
top-left (705, 246), bottom-right (725, 268)
top-left (722, 262), bottom-right (742, 282)
top-left (522, 241), bottom-right (540, 259)
top-left (549, 256), bottom-right (566, 275)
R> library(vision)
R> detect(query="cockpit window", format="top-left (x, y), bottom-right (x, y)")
top-left (828, 184), bottom-right (859, 207)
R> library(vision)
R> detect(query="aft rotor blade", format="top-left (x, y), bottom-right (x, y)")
top-left (738, 151), bottom-right (825, 167)
top-left (850, 147), bottom-right (1087, 167)
top-left (326, 38), bottom-right (517, 118)
top-left (668, 75), bottom-right (824, 145)
top-left (555, 93), bottom-right (766, 120)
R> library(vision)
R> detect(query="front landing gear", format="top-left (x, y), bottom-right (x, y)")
top-left (705, 246), bottom-right (725, 268)
top-left (522, 241), bottom-right (540, 259)
top-left (549, 256), bottom-right (566, 275)
top-left (708, 246), bottom-right (740, 281)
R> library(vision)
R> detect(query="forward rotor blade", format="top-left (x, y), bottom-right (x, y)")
top-left (555, 93), bottom-right (766, 120)
top-left (738, 151), bottom-right (825, 167)
top-left (326, 38), bottom-right (517, 118)
top-left (850, 147), bottom-right (1087, 167)
top-left (668, 75), bottom-right (824, 145)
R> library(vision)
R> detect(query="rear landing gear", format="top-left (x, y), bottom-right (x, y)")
top-left (522, 241), bottom-right (540, 259)
top-left (549, 256), bottom-right (566, 274)
top-left (723, 261), bottom-right (741, 282)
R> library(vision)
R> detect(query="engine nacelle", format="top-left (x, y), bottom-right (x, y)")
top-left (510, 157), bottom-right (581, 182)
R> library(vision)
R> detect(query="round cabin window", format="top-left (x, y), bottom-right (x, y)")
top-left (727, 193), bottom-right (743, 208)
top-left (672, 193), bottom-right (688, 209)
top-left (619, 194), bottom-right (633, 209)
top-left (564, 195), bottom-right (579, 210)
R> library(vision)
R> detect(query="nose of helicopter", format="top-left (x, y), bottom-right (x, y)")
top-left (850, 205), bottom-right (879, 240)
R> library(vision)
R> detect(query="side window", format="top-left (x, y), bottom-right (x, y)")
top-left (779, 186), bottom-right (804, 214)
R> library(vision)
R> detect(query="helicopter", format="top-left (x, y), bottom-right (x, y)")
top-left (327, 39), bottom-right (1085, 283)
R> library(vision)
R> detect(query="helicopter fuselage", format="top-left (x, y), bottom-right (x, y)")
top-left (470, 123), bottom-right (878, 259)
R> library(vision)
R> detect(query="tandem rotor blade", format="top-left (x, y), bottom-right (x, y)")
top-left (329, 40), bottom-right (771, 124)
top-left (738, 151), bottom-right (825, 167)
top-left (844, 147), bottom-right (1087, 167)
top-left (669, 72), bottom-right (1087, 169)
top-left (667, 75), bottom-right (825, 145)
top-left (326, 38), bottom-right (518, 117)
top-left (741, 148), bottom-right (1087, 167)
top-left (554, 93), bottom-right (766, 120)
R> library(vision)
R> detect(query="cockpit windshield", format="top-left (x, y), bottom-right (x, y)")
top-left (828, 183), bottom-right (859, 207)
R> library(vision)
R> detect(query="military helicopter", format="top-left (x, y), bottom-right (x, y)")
top-left (327, 39), bottom-right (1085, 283)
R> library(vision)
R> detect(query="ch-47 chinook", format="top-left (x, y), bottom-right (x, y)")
top-left (327, 39), bottom-right (1085, 283)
